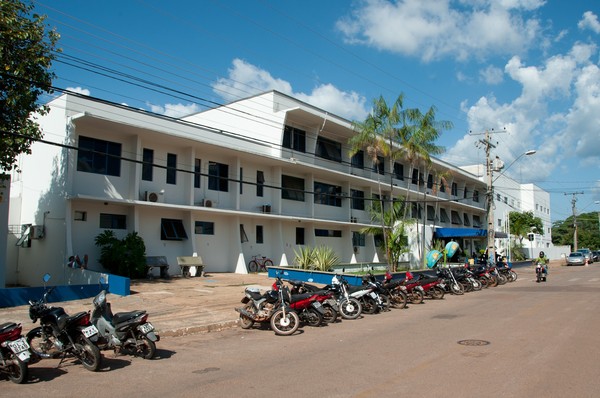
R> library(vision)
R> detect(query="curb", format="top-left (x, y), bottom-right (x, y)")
top-left (160, 320), bottom-right (240, 337)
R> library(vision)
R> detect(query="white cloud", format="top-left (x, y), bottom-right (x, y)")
top-left (578, 11), bottom-right (600, 34)
top-left (336, 0), bottom-right (544, 62)
top-left (211, 59), bottom-right (369, 120)
top-left (148, 102), bottom-right (201, 118)
top-left (480, 65), bottom-right (504, 84)
top-left (66, 87), bottom-right (90, 96)
top-left (447, 40), bottom-right (600, 182)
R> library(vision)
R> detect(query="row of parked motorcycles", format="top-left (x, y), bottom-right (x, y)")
top-left (0, 274), bottom-right (159, 384)
top-left (235, 262), bottom-right (518, 336)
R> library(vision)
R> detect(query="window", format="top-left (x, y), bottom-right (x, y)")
top-left (351, 151), bottom-right (364, 169)
top-left (208, 162), bottom-right (229, 192)
top-left (451, 182), bottom-right (458, 196)
top-left (451, 210), bottom-right (461, 225)
top-left (427, 205), bottom-right (436, 221)
top-left (497, 218), bottom-right (502, 228)
top-left (194, 158), bottom-right (201, 188)
top-left (463, 187), bottom-right (468, 199)
top-left (296, 227), bottom-right (305, 245)
top-left (77, 136), bottom-right (121, 176)
top-left (167, 153), bottom-right (177, 185)
top-left (282, 175), bottom-right (305, 201)
top-left (194, 221), bottom-right (214, 235)
top-left (256, 225), bottom-right (263, 244)
top-left (99, 213), bottom-right (126, 229)
top-left (315, 229), bottom-right (342, 237)
top-left (352, 231), bottom-right (366, 247)
top-left (440, 208), bottom-right (449, 223)
top-left (472, 215), bottom-right (482, 227)
top-left (142, 148), bottom-right (153, 181)
top-left (351, 189), bottom-right (365, 210)
top-left (374, 156), bottom-right (384, 175)
top-left (473, 190), bottom-right (479, 202)
top-left (316, 136), bottom-right (341, 163)
top-left (440, 179), bottom-right (446, 193)
top-left (497, 193), bottom-right (501, 201)
top-left (314, 181), bottom-right (342, 207)
top-left (240, 224), bottom-right (248, 243)
top-left (427, 174), bottom-right (433, 189)
top-left (463, 213), bottom-right (471, 226)
top-left (411, 169), bottom-right (419, 185)
top-left (394, 163), bottom-right (404, 180)
top-left (161, 218), bottom-right (188, 240)
top-left (411, 203), bottom-right (422, 219)
top-left (256, 170), bottom-right (265, 197)
top-left (283, 125), bottom-right (306, 152)
top-left (74, 211), bottom-right (87, 221)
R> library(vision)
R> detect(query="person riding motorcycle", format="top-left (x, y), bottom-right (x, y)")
top-left (534, 251), bottom-right (549, 275)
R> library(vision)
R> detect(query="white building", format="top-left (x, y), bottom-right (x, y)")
top-left (461, 164), bottom-right (559, 259)
top-left (5, 91), bottom-right (488, 287)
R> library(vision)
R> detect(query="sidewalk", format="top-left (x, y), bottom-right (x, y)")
top-left (0, 272), bottom-right (274, 338)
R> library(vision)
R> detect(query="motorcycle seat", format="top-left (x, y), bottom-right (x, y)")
top-left (113, 310), bottom-right (147, 325)
top-left (290, 293), bottom-right (313, 303)
top-left (0, 322), bottom-right (18, 334)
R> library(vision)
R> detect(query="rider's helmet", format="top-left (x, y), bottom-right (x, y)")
top-left (539, 251), bottom-right (545, 258)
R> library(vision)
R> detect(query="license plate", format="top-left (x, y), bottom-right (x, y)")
top-left (439, 283), bottom-right (446, 288)
top-left (8, 338), bottom-right (29, 354)
top-left (312, 301), bottom-right (322, 308)
top-left (82, 325), bottom-right (99, 338)
top-left (139, 322), bottom-right (154, 334)
top-left (325, 298), bottom-right (337, 307)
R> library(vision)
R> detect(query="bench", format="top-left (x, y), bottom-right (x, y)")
top-left (177, 256), bottom-right (205, 278)
top-left (145, 256), bottom-right (170, 279)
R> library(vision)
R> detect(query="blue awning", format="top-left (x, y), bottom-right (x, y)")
top-left (433, 228), bottom-right (487, 238)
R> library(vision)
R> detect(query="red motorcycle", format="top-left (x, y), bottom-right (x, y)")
top-left (287, 280), bottom-right (339, 323)
top-left (0, 322), bottom-right (30, 384)
top-left (399, 272), bottom-right (426, 304)
top-left (409, 273), bottom-right (445, 299)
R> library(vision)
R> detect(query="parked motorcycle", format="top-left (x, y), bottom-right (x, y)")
top-left (287, 280), bottom-right (339, 324)
top-left (436, 267), bottom-right (465, 295)
top-left (235, 276), bottom-right (300, 335)
top-left (330, 275), bottom-right (363, 319)
top-left (27, 285), bottom-right (102, 371)
top-left (0, 322), bottom-right (30, 384)
top-left (91, 290), bottom-right (159, 359)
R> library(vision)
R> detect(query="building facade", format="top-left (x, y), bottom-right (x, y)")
top-left (5, 91), bottom-right (487, 287)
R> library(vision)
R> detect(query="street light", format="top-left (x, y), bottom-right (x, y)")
top-left (595, 200), bottom-right (600, 232)
top-left (493, 150), bottom-right (536, 183)
top-left (487, 149), bottom-right (536, 264)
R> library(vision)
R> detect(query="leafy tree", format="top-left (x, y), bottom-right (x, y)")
top-left (509, 211), bottom-right (543, 244)
top-left (0, 0), bottom-right (59, 175)
top-left (95, 230), bottom-right (147, 278)
top-left (552, 212), bottom-right (600, 249)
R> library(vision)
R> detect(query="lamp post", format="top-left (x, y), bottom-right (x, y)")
top-left (487, 149), bottom-right (536, 263)
top-left (595, 201), bottom-right (600, 232)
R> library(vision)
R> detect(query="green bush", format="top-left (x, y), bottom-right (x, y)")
top-left (293, 245), bottom-right (340, 272)
top-left (95, 230), bottom-right (147, 278)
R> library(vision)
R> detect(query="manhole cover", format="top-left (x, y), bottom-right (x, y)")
top-left (457, 339), bottom-right (490, 346)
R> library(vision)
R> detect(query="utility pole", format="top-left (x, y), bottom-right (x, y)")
top-left (565, 192), bottom-right (584, 251)
top-left (473, 128), bottom-right (506, 263)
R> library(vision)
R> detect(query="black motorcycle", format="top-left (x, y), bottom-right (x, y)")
top-left (26, 286), bottom-right (102, 371)
top-left (90, 290), bottom-right (159, 359)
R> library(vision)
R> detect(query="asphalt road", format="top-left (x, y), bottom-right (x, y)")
top-left (3, 263), bottom-right (599, 398)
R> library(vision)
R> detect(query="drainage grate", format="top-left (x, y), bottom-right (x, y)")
top-left (457, 339), bottom-right (490, 346)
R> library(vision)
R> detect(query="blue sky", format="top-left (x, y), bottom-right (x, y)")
top-left (35, 0), bottom-right (600, 223)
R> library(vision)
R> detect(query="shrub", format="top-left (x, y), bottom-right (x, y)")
top-left (95, 230), bottom-right (147, 278)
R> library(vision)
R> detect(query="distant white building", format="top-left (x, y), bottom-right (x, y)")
top-left (461, 164), bottom-right (562, 259)
top-left (4, 91), bottom-right (488, 287)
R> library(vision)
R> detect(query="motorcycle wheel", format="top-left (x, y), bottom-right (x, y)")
top-left (6, 354), bottom-right (28, 384)
top-left (461, 281), bottom-right (473, 293)
top-left (509, 270), bottom-right (518, 282)
top-left (338, 298), bottom-right (362, 319)
top-left (26, 328), bottom-right (54, 362)
top-left (496, 273), bottom-right (508, 285)
top-left (239, 304), bottom-right (255, 329)
top-left (409, 290), bottom-right (424, 304)
top-left (380, 294), bottom-right (391, 311)
top-left (361, 296), bottom-right (378, 314)
top-left (322, 304), bottom-right (338, 324)
top-left (471, 279), bottom-right (483, 291)
top-left (270, 309), bottom-right (300, 336)
top-left (478, 277), bottom-right (489, 288)
top-left (390, 290), bottom-right (408, 309)
top-left (136, 335), bottom-right (156, 360)
top-left (488, 275), bottom-right (498, 287)
top-left (304, 308), bottom-right (324, 327)
top-left (75, 336), bottom-right (102, 371)
top-left (450, 282), bottom-right (464, 295)
top-left (430, 286), bottom-right (445, 300)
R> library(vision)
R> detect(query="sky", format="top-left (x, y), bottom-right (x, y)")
top-left (32, 0), bottom-right (600, 223)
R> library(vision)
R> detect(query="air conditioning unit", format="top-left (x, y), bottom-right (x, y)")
top-left (30, 225), bottom-right (45, 239)
top-left (204, 199), bottom-right (213, 208)
top-left (145, 191), bottom-right (161, 203)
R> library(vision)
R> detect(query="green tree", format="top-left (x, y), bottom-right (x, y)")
top-left (552, 212), bottom-right (600, 249)
top-left (509, 211), bottom-right (544, 245)
top-left (0, 0), bottom-right (59, 175)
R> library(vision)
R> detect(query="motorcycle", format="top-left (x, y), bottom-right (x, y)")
top-left (235, 275), bottom-right (300, 336)
top-left (287, 280), bottom-right (339, 324)
top-left (27, 285), bottom-right (102, 371)
top-left (91, 290), bottom-right (159, 359)
top-left (535, 262), bottom-right (547, 283)
top-left (330, 275), bottom-right (363, 319)
top-left (436, 267), bottom-right (465, 295)
top-left (0, 322), bottom-right (30, 384)
top-left (288, 291), bottom-right (326, 327)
